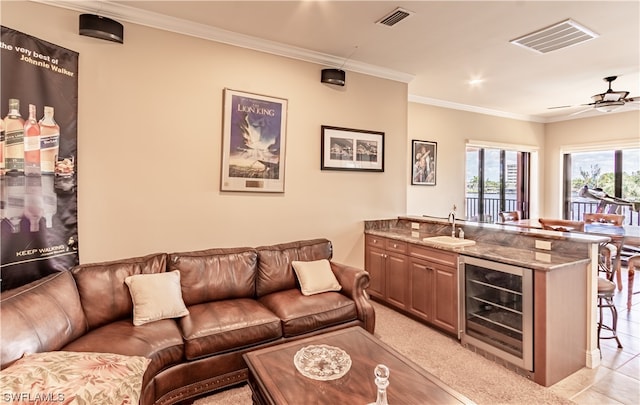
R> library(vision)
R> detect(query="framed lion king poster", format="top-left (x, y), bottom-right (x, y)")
top-left (220, 88), bottom-right (288, 192)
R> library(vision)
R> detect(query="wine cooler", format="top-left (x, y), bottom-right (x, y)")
top-left (459, 256), bottom-right (533, 371)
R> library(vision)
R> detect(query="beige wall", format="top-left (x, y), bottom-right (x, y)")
top-left (407, 103), bottom-right (546, 219)
top-left (2, 1), bottom-right (408, 267)
top-left (407, 104), bottom-right (639, 221)
top-left (4, 2), bottom-right (638, 271)
top-left (543, 111), bottom-right (640, 218)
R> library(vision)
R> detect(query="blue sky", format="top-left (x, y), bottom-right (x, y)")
top-left (570, 149), bottom-right (639, 178)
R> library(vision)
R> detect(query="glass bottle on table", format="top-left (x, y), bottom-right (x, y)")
top-left (368, 364), bottom-right (390, 405)
top-left (4, 98), bottom-right (25, 174)
top-left (24, 104), bottom-right (41, 176)
top-left (38, 106), bottom-right (60, 174)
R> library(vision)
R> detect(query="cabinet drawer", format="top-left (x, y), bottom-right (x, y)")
top-left (385, 239), bottom-right (407, 254)
top-left (366, 235), bottom-right (386, 248)
top-left (410, 244), bottom-right (457, 267)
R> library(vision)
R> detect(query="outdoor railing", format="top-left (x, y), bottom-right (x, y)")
top-left (465, 197), bottom-right (639, 225)
top-left (465, 197), bottom-right (519, 223)
top-left (569, 201), bottom-right (639, 226)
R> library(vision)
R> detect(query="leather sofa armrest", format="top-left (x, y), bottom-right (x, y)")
top-left (329, 261), bottom-right (375, 334)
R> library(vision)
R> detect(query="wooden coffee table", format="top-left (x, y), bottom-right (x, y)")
top-left (243, 326), bottom-right (474, 405)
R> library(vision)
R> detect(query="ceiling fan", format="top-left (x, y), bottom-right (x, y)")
top-left (549, 76), bottom-right (639, 115)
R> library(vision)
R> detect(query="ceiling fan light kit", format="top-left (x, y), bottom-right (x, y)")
top-left (549, 75), bottom-right (639, 115)
top-left (595, 101), bottom-right (625, 113)
top-left (591, 76), bottom-right (629, 102)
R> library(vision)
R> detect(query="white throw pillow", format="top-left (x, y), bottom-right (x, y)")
top-left (125, 270), bottom-right (189, 326)
top-left (292, 259), bottom-right (342, 296)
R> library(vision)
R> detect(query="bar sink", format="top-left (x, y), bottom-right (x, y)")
top-left (422, 235), bottom-right (476, 247)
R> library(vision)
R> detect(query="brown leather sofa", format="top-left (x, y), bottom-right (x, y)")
top-left (1, 239), bottom-right (375, 404)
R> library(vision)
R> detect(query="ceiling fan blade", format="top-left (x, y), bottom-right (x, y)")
top-left (569, 107), bottom-right (593, 116)
top-left (547, 102), bottom-right (592, 110)
top-left (624, 96), bottom-right (639, 103)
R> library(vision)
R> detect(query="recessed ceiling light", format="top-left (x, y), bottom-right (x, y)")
top-left (468, 79), bottom-right (484, 86)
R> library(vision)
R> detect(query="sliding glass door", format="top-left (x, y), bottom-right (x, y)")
top-left (466, 147), bottom-right (530, 222)
top-left (563, 148), bottom-right (639, 225)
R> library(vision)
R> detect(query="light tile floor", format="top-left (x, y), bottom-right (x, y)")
top-left (550, 266), bottom-right (640, 405)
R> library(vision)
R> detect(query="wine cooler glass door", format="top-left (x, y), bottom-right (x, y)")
top-left (460, 256), bottom-right (533, 371)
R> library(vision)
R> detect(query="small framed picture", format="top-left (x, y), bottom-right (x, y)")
top-left (321, 126), bottom-right (384, 172)
top-left (411, 140), bottom-right (437, 185)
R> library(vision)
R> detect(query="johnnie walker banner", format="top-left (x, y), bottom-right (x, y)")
top-left (1, 26), bottom-right (79, 291)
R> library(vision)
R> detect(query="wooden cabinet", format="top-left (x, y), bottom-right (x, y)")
top-left (409, 244), bottom-right (458, 335)
top-left (408, 257), bottom-right (434, 321)
top-left (365, 234), bottom-right (458, 335)
top-left (364, 235), bottom-right (409, 309)
top-left (365, 239), bottom-right (386, 300)
top-left (433, 263), bottom-right (457, 334)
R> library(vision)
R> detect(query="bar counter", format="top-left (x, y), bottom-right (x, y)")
top-left (366, 215), bottom-right (607, 271)
top-left (364, 215), bottom-right (607, 377)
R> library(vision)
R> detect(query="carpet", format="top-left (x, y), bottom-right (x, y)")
top-left (194, 301), bottom-right (574, 404)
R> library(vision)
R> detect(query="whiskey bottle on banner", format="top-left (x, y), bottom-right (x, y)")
top-left (6, 175), bottom-right (25, 233)
top-left (4, 99), bottom-right (25, 174)
top-left (25, 176), bottom-right (43, 232)
top-left (24, 104), bottom-right (41, 176)
top-left (0, 117), bottom-right (5, 176)
top-left (0, 174), bottom-right (6, 220)
top-left (42, 174), bottom-right (57, 228)
top-left (39, 106), bottom-right (60, 174)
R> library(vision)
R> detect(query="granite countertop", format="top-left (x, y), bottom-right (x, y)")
top-left (365, 228), bottom-right (592, 272)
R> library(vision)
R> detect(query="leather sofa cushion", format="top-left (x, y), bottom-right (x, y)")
top-left (72, 253), bottom-right (168, 330)
top-left (169, 247), bottom-right (257, 306)
top-left (256, 239), bottom-right (332, 297)
top-left (1, 272), bottom-right (88, 369)
top-left (179, 299), bottom-right (281, 360)
top-left (63, 318), bottom-right (184, 389)
top-left (259, 289), bottom-right (357, 337)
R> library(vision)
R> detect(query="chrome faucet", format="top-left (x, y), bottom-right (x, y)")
top-left (448, 205), bottom-right (457, 238)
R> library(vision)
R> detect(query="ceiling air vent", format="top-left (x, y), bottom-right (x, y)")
top-left (510, 19), bottom-right (599, 54)
top-left (376, 7), bottom-right (414, 27)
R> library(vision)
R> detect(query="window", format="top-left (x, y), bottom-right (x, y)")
top-left (563, 148), bottom-right (640, 224)
top-left (466, 146), bottom-right (530, 223)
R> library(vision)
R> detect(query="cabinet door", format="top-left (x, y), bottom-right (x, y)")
top-left (365, 245), bottom-right (386, 300)
top-left (433, 263), bottom-right (458, 335)
top-left (408, 257), bottom-right (435, 321)
top-left (385, 251), bottom-right (408, 309)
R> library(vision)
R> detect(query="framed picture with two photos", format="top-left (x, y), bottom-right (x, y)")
top-left (321, 126), bottom-right (384, 172)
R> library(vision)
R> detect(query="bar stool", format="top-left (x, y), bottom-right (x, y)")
top-left (498, 211), bottom-right (520, 223)
top-left (584, 213), bottom-right (625, 290)
top-left (627, 254), bottom-right (640, 310)
top-left (598, 244), bottom-right (614, 282)
top-left (597, 277), bottom-right (623, 350)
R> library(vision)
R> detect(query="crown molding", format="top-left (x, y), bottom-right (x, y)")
top-left (39, 0), bottom-right (626, 124)
top-left (408, 94), bottom-right (546, 123)
top-left (32, 0), bottom-right (415, 84)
